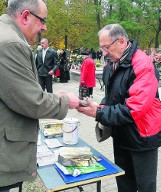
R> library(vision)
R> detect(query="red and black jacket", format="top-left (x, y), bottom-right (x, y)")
top-left (96, 40), bottom-right (161, 151)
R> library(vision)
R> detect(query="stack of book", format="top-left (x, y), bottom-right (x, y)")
top-left (39, 119), bottom-right (63, 138)
top-left (55, 147), bottom-right (106, 177)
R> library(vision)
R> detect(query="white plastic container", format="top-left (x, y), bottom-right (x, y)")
top-left (62, 118), bottom-right (79, 145)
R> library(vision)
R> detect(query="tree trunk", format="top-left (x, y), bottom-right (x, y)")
top-left (94, 0), bottom-right (101, 30)
top-left (154, 14), bottom-right (161, 48)
top-left (4, 0), bottom-right (8, 7)
top-left (65, 34), bottom-right (68, 50)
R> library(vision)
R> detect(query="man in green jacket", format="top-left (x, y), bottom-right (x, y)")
top-left (0, 0), bottom-right (80, 190)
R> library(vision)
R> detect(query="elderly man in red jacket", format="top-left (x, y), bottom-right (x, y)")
top-left (77, 24), bottom-right (161, 192)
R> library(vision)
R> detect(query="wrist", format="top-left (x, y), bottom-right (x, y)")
top-left (96, 107), bottom-right (104, 121)
top-left (97, 104), bottom-right (105, 108)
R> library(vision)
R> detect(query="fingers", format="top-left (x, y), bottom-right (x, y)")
top-left (76, 106), bottom-right (85, 113)
top-left (76, 98), bottom-right (97, 118)
top-left (67, 93), bottom-right (81, 109)
top-left (86, 97), bottom-right (95, 107)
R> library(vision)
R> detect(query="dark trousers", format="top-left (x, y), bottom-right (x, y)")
top-left (59, 67), bottom-right (70, 83)
top-left (38, 75), bottom-right (53, 93)
top-left (114, 146), bottom-right (158, 192)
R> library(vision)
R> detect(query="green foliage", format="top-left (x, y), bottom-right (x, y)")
top-left (0, 0), bottom-right (161, 50)
top-left (43, 0), bottom-right (101, 50)
top-left (0, 1), bottom-right (7, 14)
top-left (104, 0), bottom-right (161, 49)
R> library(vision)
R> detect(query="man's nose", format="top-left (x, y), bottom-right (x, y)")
top-left (42, 24), bottom-right (47, 31)
top-left (102, 50), bottom-right (109, 56)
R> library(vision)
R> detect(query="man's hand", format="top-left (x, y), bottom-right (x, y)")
top-left (76, 98), bottom-right (97, 118)
top-left (66, 93), bottom-right (81, 109)
top-left (48, 70), bottom-right (54, 75)
top-left (56, 90), bottom-right (80, 109)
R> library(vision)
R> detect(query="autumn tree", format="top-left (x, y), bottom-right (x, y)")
top-left (0, 0), bottom-right (160, 50)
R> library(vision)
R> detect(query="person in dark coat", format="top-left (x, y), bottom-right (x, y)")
top-left (90, 48), bottom-right (96, 60)
top-left (59, 49), bottom-right (70, 83)
top-left (35, 38), bottom-right (59, 93)
top-left (96, 49), bottom-right (102, 61)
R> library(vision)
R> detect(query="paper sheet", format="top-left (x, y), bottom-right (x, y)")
top-left (37, 145), bottom-right (58, 166)
top-left (45, 138), bottom-right (63, 149)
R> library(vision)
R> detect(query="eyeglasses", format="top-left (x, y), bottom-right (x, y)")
top-left (100, 38), bottom-right (119, 52)
top-left (30, 11), bottom-right (47, 24)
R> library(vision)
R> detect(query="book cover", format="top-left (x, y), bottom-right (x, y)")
top-left (54, 156), bottom-right (119, 184)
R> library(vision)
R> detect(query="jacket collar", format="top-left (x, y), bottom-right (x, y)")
top-left (121, 39), bottom-right (138, 65)
top-left (116, 39), bottom-right (138, 69)
top-left (0, 14), bottom-right (28, 45)
top-left (107, 40), bottom-right (138, 71)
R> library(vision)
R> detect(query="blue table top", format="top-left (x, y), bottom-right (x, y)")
top-left (37, 135), bottom-right (124, 191)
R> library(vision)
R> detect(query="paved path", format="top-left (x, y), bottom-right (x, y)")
top-left (11, 78), bottom-right (161, 192)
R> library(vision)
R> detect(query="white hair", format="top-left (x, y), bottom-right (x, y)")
top-left (98, 24), bottom-right (129, 41)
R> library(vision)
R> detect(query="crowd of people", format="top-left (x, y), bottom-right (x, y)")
top-left (1, 1), bottom-right (161, 192)
top-left (35, 43), bottom-right (100, 95)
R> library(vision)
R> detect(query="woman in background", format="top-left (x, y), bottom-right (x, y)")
top-left (80, 51), bottom-right (96, 97)
top-left (59, 49), bottom-right (70, 83)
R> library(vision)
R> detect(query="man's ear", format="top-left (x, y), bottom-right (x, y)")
top-left (118, 37), bottom-right (127, 50)
top-left (21, 10), bottom-right (30, 24)
top-left (118, 37), bottom-right (125, 45)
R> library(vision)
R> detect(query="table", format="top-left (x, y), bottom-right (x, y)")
top-left (37, 136), bottom-right (124, 192)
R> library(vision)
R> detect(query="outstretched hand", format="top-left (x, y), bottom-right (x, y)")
top-left (66, 92), bottom-right (80, 109)
top-left (76, 97), bottom-right (97, 118)
top-left (56, 90), bottom-right (80, 109)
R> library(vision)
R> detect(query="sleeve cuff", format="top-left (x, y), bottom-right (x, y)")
top-left (54, 95), bottom-right (69, 120)
top-left (96, 107), bottom-right (103, 122)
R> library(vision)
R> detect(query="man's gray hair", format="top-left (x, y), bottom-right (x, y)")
top-left (6, 0), bottom-right (41, 17)
top-left (98, 24), bottom-right (129, 41)
top-left (41, 38), bottom-right (48, 43)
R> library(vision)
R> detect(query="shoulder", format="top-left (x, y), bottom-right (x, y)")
top-left (49, 48), bottom-right (56, 52)
top-left (132, 49), bottom-right (154, 72)
top-left (50, 48), bottom-right (58, 56)
top-left (130, 49), bottom-right (157, 83)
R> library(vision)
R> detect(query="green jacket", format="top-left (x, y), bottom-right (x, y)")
top-left (0, 14), bottom-right (69, 186)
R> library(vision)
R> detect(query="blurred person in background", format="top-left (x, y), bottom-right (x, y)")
top-left (96, 48), bottom-right (102, 62)
top-left (35, 38), bottom-right (59, 93)
top-left (80, 51), bottom-right (96, 98)
top-left (90, 48), bottom-right (96, 60)
top-left (59, 49), bottom-right (70, 83)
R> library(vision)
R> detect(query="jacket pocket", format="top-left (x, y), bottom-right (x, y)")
top-left (0, 126), bottom-right (37, 173)
top-left (5, 126), bottom-right (37, 142)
